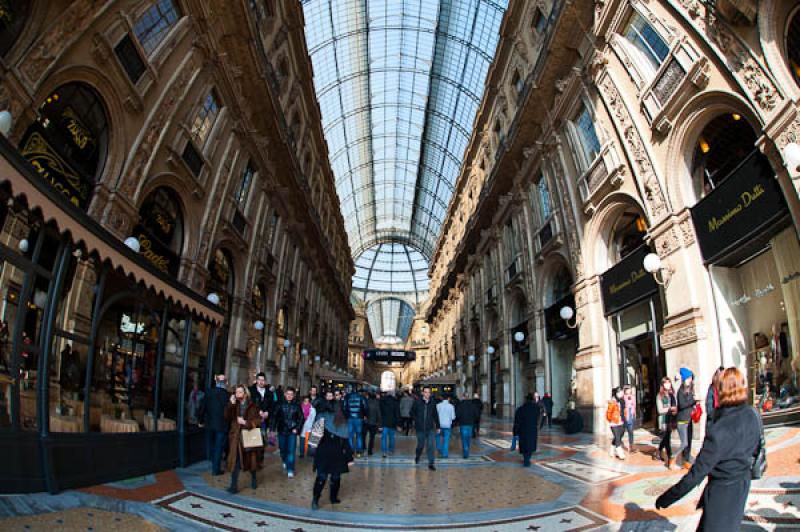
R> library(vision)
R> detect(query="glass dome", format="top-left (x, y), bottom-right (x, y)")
top-left (366, 297), bottom-right (416, 345)
top-left (352, 242), bottom-right (430, 304)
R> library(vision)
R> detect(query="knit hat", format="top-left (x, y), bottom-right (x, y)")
top-left (679, 367), bottom-right (693, 382)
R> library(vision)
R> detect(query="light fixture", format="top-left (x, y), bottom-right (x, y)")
top-left (166, 342), bottom-right (178, 355)
top-left (514, 331), bottom-right (525, 343)
top-left (698, 136), bottom-right (710, 154)
top-left (560, 305), bottom-right (580, 329)
top-left (784, 142), bottom-right (800, 174)
top-left (731, 113), bottom-right (741, 121)
top-left (207, 292), bottom-right (220, 305)
top-left (643, 252), bottom-right (672, 286)
top-left (18, 238), bottom-right (29, 253)
top-left (447, 365), bottom-right (453, 373)
top-left (0, 110), bottom-right (12, 137)
top-left (253, 320), bottom-right (265, 331)
top-left (33, 290), bottom-right (48, 309)
top-left (456, 360), bottom-right (463, 367)
top-left (324, 360), bottom-right (330, 367)
top-left (468, 354), bottom-right (476, 363)
top-left (487, 345), bottom-right (495, 355)
top-left (301, 348), bottom-right (309, 356)
top-left (124, 236), bottom-right (141, 253)
top-left (283, 339), bottom-right (291, 349)
top-left (314, 354), bottom-right (321, 362)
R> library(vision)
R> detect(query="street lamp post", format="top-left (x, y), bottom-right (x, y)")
top-left (513, 331), bottom-right (525, 409)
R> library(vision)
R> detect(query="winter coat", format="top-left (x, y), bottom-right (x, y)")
top-left (436, 401), bottom-right (456, 429)
top-left (314, 430), bottom-right (354, 476)
top-left (379, 395), bottom-right (401, 427)
top-left (676, 386), bottom-right (696, 423)
top-left (472, 398), bottom-right (483, 421)
top-left (225, 400), bottom-right (262, 473)
top-left (606, 399), bottom-right (623, 426)
top-left (513, 400), bottom-right (540, 454)
top-left (705, 385), bottom-right (719, 428)
top-left (411, 398), bottom-right (440, 432)
top-left (455, 399), bottom-right (479, 426)
top-left (249, 385), bottom-right (272, 417)
top-left (541, 395), bottom-right (554, 415)
top-left (271, 400), bottom-right (305, 434)
top-left (656, 391), bottom-right (676, 431)
top-left (344, 392), bottom-right (368, 419)
top-left (656, 404), bottom-right (761, 531)
top-left (399, 395), bottom-right (414, 417)
top-left (201, 386), bottom-right (230, 432)
top-left (365, 397), bottom-right (382, 426)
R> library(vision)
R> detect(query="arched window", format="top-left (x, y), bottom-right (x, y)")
top-left (0, 1), bottom-right (30, 57)
top-left (611, 210), bottom-right (648, 263)
top-left (550, 267), bottom-right (573, 306)
top-left (208, 249), bottom-right (234, 311)
top-left (381, 370), bottom-right (396, 392)
top-left (252, 282), bottom-right (266, 319)
top-left (136, 187), bottom-right (183, 276)
top-left (691, 113), bottom-right (757, 199)
top-left (787, 8), bottom-right (800, 86)
top-left (19, 83), bottom-right (109, 210)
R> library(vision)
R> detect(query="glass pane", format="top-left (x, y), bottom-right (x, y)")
top-left (134, 0), bottom-right (180, 56)
top-left (185, 318), bottom-right (210, 427)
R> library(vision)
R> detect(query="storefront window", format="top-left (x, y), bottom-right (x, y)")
top-left (185, 319), bottom-right (210, 426)
top-left (692, 113), bottom-right (755, 198)
top-left (19, 83), bottom-right (109, 211)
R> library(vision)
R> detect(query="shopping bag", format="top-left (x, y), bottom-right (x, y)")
top-left (241, 427), bottom-right (264, 449)
top-left (308, 417), bottom-right (325, 449)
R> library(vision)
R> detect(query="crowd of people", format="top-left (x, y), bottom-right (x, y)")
top-left (200, 365), bottom-right (765, 525)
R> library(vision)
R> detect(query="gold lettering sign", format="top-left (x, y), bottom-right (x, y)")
top-left (154, 212), bottom-right (173, 234)
top-left (21, 132), bottom-right (88, 208)
top-left (609, 267), bottom-right (647, 295)
top-left (62, 107), bottom-right (93, 150)
top-left (137, 233), bottom-right (171, 273)
top-left (707, 183), bottom-right (766, 233)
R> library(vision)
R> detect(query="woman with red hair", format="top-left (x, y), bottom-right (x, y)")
top-left (655, 367), bottom-right (762, 530)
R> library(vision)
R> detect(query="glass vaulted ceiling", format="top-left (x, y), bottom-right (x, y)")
top-left (302, 0), bottom-right (507, 341)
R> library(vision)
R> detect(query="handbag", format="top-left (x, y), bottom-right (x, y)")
top-left (751, 409), bottom-right (767, 479)
top-left (690, 402), bottom-right (703, 423)
top-left (308, 417), bottom-right (325, 449)
top-left (241, 427), bottom-right (264, 449)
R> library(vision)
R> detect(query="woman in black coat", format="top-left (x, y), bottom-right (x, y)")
top-left (312, 394), bottom-right (354, 510)
top-left (513, 394), bottom-right (540, 467)
top-left (656, 367), bottom-right (762, 531)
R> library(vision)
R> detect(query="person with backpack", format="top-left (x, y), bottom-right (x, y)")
top-left (606, 387), bottom-right (626, 460)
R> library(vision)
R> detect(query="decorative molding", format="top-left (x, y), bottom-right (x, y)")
top-left (660, 323), bottom-right (701, 349)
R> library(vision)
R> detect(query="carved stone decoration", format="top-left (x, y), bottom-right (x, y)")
top-left (118, 57), bottom-right (198, 198)
top-left (660, 323), bottom-right (700, 349)
top-left (598, 75), bottom-right (669, 220)
top-left (775, 114), bottom-right (800, 150)
top-left (20, 0), bottom-right (105, 87)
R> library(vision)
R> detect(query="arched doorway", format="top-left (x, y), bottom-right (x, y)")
top-left (687, 113), bottom-right (798, 410)
top-left (509, 293), bottom-right (528, 408)
top-left (135, 187), bottom-right (183, 276)
top-left (207, 248), bottom-right (234, 376)
top-left (19, 83), bottom-right (109, 211)
top-left (543, 265), bottom-right (577, 419)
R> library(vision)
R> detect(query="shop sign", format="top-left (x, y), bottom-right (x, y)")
top-left (691, 152), bottom-right (788, 265)
top-left (362, 349), bottom-right (416, 362)
top-left (600, 245), bottom-right (659, 316)
top-left (545, 295), bottom-right (577, 341)
top-left (132, 224), bottom-right (180, 276)
top-left (20, 131), bottom-right (91, 210)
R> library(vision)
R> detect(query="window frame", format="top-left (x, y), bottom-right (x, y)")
top-left (133, 0), bottom-right (182, 58)
top-left (190, 90), bottom-right (222, 150)
top-left (234, 162), bottom-right (255, 208)
top-left (620, 10), bottom-right (670, 82)
top-left (566, 102), bottom-right (603, 173)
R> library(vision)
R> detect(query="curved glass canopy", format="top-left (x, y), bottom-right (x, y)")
top-left (352, 242), bottom-right (429, 305)
top-left (302, 0), bottom-right (508, 259)
top-left (365, 297), bottom-right (416, 345)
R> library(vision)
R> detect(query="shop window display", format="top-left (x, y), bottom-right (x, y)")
top-left (185, 319), bottom-right (210, 426)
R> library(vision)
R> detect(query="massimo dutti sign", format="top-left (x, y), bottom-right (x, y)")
top-left (600, 245), bottom-right (659, 316)
top-left (691, 152), bottom-right (787, 265)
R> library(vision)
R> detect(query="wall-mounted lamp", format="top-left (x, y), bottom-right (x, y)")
top-left (283, 339), bottom-right (291, 349)
top-left (784, 142), bottom-right (800, 175)
top-left (487, 345), bottom-right (496, 355)
top-left (314, 354), bottom-right (321, 362)
top-left (467, 354), bottom-right (476, 363)
top-left (124, 236), bottom-right (141, 253)
top-left (513, 331), bottom-right (525, 343)
top-left (207, 292), bottom-right (220, 306)
top-left (456, 360), bottom-right (463, 368)
top-left (253, 320), bottom-right (265, 331)
top-left (301, 348), bottom-right (309, 357)
top-left (18, 238), bottom-right (29, 253)
top-left (560, 305), bottom-right (581, 329)
top-left (0, 110), bottom-right (13, 137)
top-left (643, 252), bottom-right (672, 286)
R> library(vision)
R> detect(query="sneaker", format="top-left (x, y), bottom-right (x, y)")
top-left (382, 454), bottom-right (387, 458)
top-left (288, 471), bottom-right (295, 478)
top-left (615, 447), bottom-right (627, 460)
top-left (609, 447), bottom-right (616, 458)
top-left (428, 464), bottom-right (436, 471)
top-left (414, 456), bottom-right (420, 464)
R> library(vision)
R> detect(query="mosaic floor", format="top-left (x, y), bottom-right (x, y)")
top-left (0, 420), bottom-right (798, 531)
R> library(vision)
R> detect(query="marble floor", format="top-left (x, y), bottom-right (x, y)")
top-left (0, 420), bottom-right (798, 531)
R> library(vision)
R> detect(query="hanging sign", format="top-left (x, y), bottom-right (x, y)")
top-left (20, 131), bottom-right (91, 210)
top-left (690, 152), bottom-right (788, 265)
top-left (132, 224), bottom-right (180, 276)
top-left (600, 245), bottom-right (659, 316)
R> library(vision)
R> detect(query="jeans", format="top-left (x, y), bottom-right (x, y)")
top-left (381, 427), bottom-right (396, 454)
top-left (401, 417), bottom-right (412, 435)
top-left (416, 430), bottom-right (436, 465)
top-left (624, 420), bottom-right (635, 448)
top-left (510, 435), bottom-right (518, 451)
top-left (209, 429), bottom-right (227, 474)
top-left (659, 425), bottom-right (673, 460)
top-left (347, 418), bottom-right (363, 452)
top-left (460, 425), bottom-right (472, 458)
top-left (676, 422), bottom-right (693, 464)
top-left (437, 427), bottom-right (452, 457)
top-left (611, 425), bottom-right (625, 447)
top-left (278, 432), bottom-right (297, 473)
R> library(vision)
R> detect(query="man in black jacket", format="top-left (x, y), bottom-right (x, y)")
top-left (249, 372), bottom-right (272, 466)
top-left (455, 393), bottom-right (479, 458)
top-left (411, 386), bottom-right (440, 470)
top-left (201, 374), bottom-right (230, 475)
top-left (271, 387), bottom-right (305, 478)
top-left (379, 391), bottom-right (401, 457)
top-left (471, 392), bottom-right (483, 437)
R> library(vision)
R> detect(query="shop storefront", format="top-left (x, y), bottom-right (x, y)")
top-left (0, 136), bottom-right (223, 493)
top-left (601, 244), bottom-right (665, 425)
top-left (544, 294), bottom-right (577, 419)
top-left (691, 150), bottom-right (800, 424)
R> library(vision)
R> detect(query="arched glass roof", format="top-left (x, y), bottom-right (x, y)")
top-left (301, 0), bottom-right (508, 259)
top-left (366, 297), bottom-right (416, 345)
top-left (352, 242), bottom-right (430, 304)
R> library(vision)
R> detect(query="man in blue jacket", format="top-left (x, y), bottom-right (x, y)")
top-left (344, 387), bottom-right (368, 457)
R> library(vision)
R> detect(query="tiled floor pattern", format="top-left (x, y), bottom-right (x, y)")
top-left (0, 422), bottom-right (798, 530)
